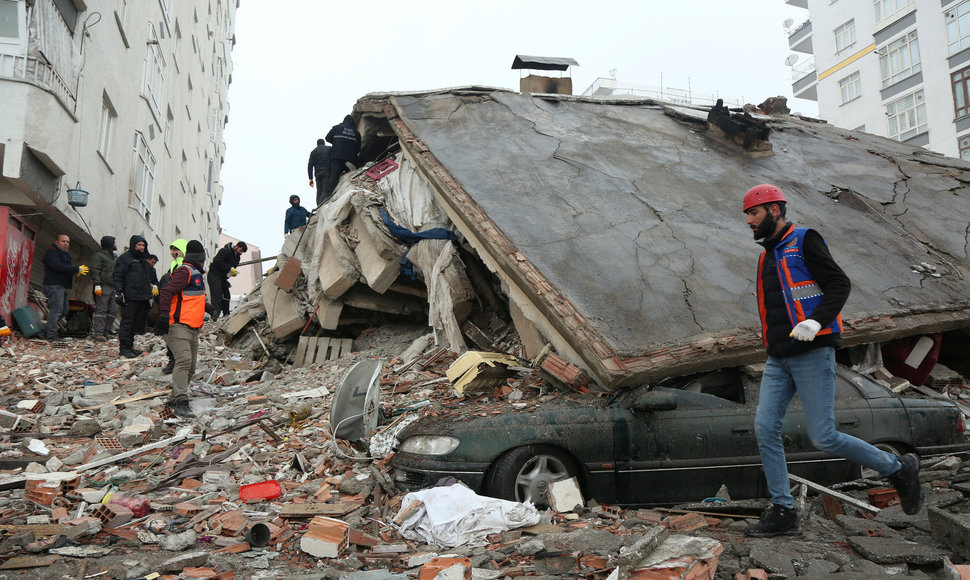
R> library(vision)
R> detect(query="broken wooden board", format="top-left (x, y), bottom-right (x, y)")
top-left (280, 502), bottom-right (362, 518)
top-left (0, 523), bottom-right (67, 535)
top-left (294, 336), bottom-right (353, 367)
top-left (75, 390), bottom-right (171, 411)
top-left (0, 555), bottom-right (59, 569)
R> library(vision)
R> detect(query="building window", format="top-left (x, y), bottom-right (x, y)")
top-left (163, 107), bottom-right (174, 155)
top-left (959, 135), bottom-right (970, 160)
top-left (953, 66), bottom-right (970, 118)
top-left (159, 0), bottom-right (172, 24)
top-left (172, 22), bottom-right (181, 65)
top-left (132, 132), bottom-right (156, 223)
top-left (143, 29), bottom-right (165, 120)
top-left (839, 71), bottom-right (862, 104)
top-left (97, 94), bottom-right (117, 159)
top-left (0, 0), bottom-right (19, 39)
top-left (834, 20), bottom-right (856, 53)
top-left (874, 0), bottom-right (915, 25)
top-left (207, 159), bottom-right (214, 193)
top-left (946, 2), bottom-right (970, 56)
top-left (878, 30), bottom-right (920, 88)
top-left (209, 107), bottom-right (217, 141)
top-left (886, 90), bottom-right (926, 141)
top-left (52, 0), bottom-right (78, 34)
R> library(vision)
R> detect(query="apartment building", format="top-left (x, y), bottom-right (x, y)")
top-left (787, 0), bottom-right (970, 159)
top-left (0, 0), bottom-right (236, 291)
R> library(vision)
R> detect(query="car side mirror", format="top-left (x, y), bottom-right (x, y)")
top-left (629, 390), bottom-right (677, 412)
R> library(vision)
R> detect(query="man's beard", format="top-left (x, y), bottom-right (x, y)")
top-left (753, 213), bottom-right (777, 240)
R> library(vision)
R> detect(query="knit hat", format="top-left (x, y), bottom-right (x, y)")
top-left (185, 240), bottom-right (206, 263)
top-left (100, 235), bottom-right (115, 251)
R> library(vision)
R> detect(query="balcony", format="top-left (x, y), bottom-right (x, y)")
top-left (791, 58), bottom-right (817, 101)
top-left (788, 19), bottom-right (813, 54)
top-left (0, 53), bottom-right (77, 114)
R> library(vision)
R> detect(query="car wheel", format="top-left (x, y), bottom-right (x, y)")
top-left (486, 445), bottom-right (579, 508)
top-left (858, 443), bottom-right (907, 480)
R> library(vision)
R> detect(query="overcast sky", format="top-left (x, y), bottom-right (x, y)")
top-left (219, 0), bottom-right (816, 259)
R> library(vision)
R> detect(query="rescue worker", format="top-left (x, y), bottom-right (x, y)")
top-left (113, 235), bottom-right (153, 358)
top-left (324, 114), bottom-right (361, 196)
top-left (158, 239), bottom-right (187, 375)
top-left (42, 234), bottom-right (88, 343)
top-left (742, 184), bottom-right (923, 537)
top-left (207, 241), bottom-right (246, 321)
top-left (284, 194), bottom-right (311, 235)
top-left (90, 235), bottom-right (118, 341)
top-left (156, 240), bottom-right (211, 418)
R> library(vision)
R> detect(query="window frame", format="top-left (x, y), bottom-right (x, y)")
top-left (959, 134), bottom-right (970, 161)
top-left (952, 65), bottom-right (970, 118)
top-left (874, 0), bottom-right (915, 26)
top-left (878, 30), bottom-right (920, 88)
top-left (142, 26), bottom-right (166, 121)
top-left (97, 94), bottom-right (117, 161)
top-left (886, 89), bottom-right (927, 141)
top-left (839, 71), bottom-right (862, 104)
top-left (131, 132), bottom-right (157, 224)
top-left (946, 1), bottom-right (970, 56)
top-left (834, 19), bottom-right (857, 53)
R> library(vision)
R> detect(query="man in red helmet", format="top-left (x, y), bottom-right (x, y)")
top-left (742, 184), bottom-right (923, 537)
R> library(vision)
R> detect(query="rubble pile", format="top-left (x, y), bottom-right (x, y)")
top-left (0, 327), bottom-right (968, 579)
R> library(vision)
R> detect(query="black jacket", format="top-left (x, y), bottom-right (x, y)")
top-left (42, 244), bottom-right (79, 289)
top-left (759, 224), bottom-right (851, 358)
top-left (308, 144), bottom-right (332, 179)
top-left (326, 115), bottom-right (361, 162)
top-left (209, 243), bottom-right (240, 279)
top-left (113, 235), bottom-right (153, 301)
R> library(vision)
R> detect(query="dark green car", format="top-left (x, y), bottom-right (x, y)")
top-left (392, 365), bottom-right (970, 506)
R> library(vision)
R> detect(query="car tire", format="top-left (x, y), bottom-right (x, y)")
top-left (857, 442), bottom-right (908, 480)
top-left (485, 445), bottom-right (580, 508)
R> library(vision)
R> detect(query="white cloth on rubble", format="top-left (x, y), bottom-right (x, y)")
top-left (394, 483), bottom-right (541, 547)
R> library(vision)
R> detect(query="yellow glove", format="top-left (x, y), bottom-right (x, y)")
top-left (151, 284), bottom-right (159, 296)
top-left (230, 268), bottom-right (238, 277)
top-left (94, 285), bottom-right (102, 296)
top-left (0, 326), bottom-right (10, 337)
top-left (78, 265), bottom-right (89, 276)
top-left (309, 179), bottom-right (314, 187)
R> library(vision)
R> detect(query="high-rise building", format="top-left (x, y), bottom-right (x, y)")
top-left (0, 0), bottom-right (236, 289)
top-left (787, 0), bottom-right (970, 159)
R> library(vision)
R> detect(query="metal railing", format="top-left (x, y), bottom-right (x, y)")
top-left (581, 77), bottom-right (744, 108)
top-left (0, 52), bottom-right (76, 112)
top-left (791, 58), bottom-right (816, 83)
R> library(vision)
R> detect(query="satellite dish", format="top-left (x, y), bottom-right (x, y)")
top-left (785, 54), bottom-right (799, 67)
top-left (330, 358), bottom-right (383, 441)
top-left (783, 18), bottom-right (794, 29)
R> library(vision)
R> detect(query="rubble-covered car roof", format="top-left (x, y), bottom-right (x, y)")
top-left (354, 88), bottom-right (970, 389)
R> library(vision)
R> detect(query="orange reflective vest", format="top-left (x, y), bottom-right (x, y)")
top-left (756, 226), bottom-right (842, 346)
top-left (169, 264), bottom-right (206, 328)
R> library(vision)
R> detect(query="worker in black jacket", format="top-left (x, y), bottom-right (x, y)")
top-left (324, 115), bottom-right (361, 196)
top-left (207, 241), bottom-right (247, 321)
top-left (307, 139), bottom-right (332, 207)
top-left (42, 234), bottom-right (88, 342)
top-left (113, 235), bottom-right (154, 358)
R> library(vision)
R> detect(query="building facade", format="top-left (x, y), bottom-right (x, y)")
top-left (0, 0), bottom-right (235, 293)
top-left (788, 0), bottom-right (970, 159)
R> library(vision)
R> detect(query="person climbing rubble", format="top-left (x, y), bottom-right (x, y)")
top-left (284, 194), bottom-right (312, 235)
top-left (308, 138), bottom-right (333, 207)
top-left (156, 240), bottom-right (211, 418)
top-left (207, 240), bottom-right (246, 321)
top-left (324, 114), bottom-right (361, 196)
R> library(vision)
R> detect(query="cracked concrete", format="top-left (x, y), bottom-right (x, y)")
top-left (357, 88), bottom-right (970, 388)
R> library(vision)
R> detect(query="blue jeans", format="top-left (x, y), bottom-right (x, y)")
top-left (755, 347), bottom-right (902, 508)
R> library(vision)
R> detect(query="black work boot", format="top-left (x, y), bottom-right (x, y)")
top-left (166, 400), bottom-right (194, 418)
top-left (888, 453), bottom-right (924, 515)
top-left (162, 359), bottom-right (175, 375)
top-left (744, 504), bottom-right (802, 537)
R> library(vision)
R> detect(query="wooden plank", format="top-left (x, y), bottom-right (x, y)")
top-left (0, 555), bottom-right (59, 569)
top-left (303, 337), bottom-right (319, 368)
top-left (293, 336), bottom-right (311, 367)
top-left (0, 524), bottom-right (67, 535)
top-left (336, 338), bottom-right (353, 359)
top-left (279, 502), bottom-right (361, 518)
top-left (74, 390), bottom-right (171, 411)
top-left (314, 338), bottom-right (332, 365)
top-left (788, 473), bottom-right (879, 514)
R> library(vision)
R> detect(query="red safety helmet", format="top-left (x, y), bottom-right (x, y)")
top-left (742, 184), bottom-right (787, 213)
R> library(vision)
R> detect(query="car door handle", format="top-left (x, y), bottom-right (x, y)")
top-left (731, 427), bottom-right (753, 435)
top-left (839, 419), bottom-right (859, 428)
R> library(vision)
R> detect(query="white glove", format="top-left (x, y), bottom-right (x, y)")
top-left (790, 319), bottom-right (822, 341)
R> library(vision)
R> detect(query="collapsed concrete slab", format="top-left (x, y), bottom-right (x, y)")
top-left (350, 88), bottom-right (970, 388)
